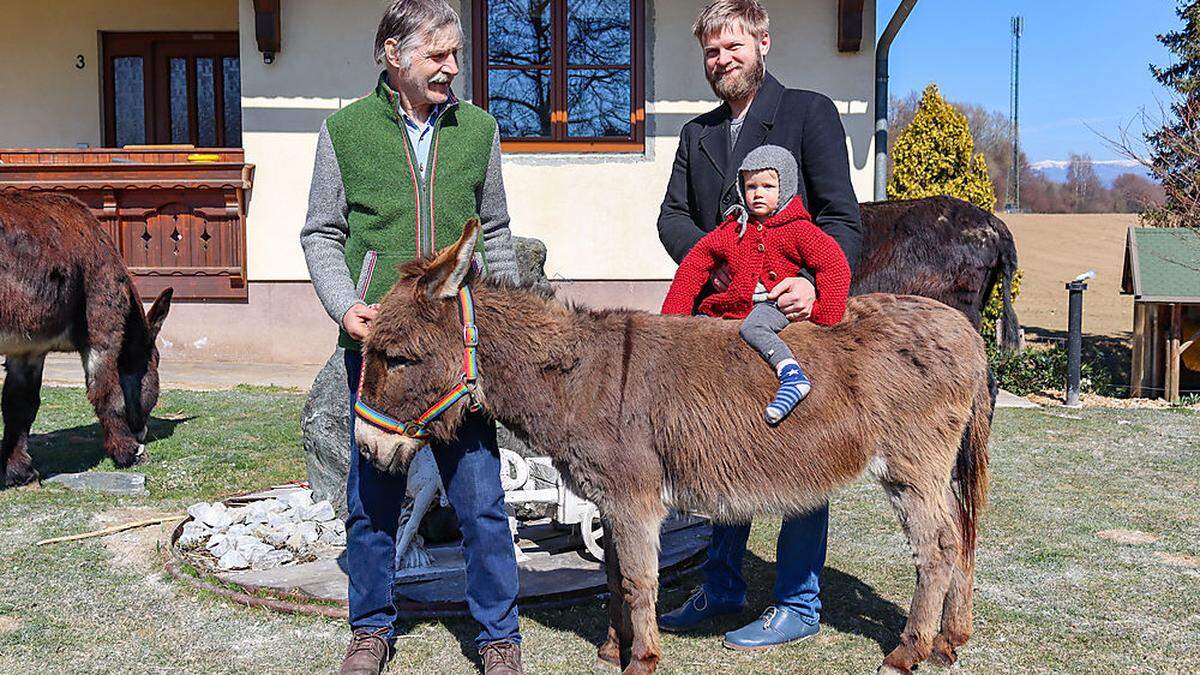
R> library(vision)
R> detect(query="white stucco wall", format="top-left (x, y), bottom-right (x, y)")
top-left (0, 0), bottom-right (875, 282)
top-left (0, 0), bottom-right (238, 148)
top-left (504, 0), bottom-right (877, 280)
top-left (238, 0), bottom-right (876, 282)
top-left (236, 0), bottom-right (400, 282)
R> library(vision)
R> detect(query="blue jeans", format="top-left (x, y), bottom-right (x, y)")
top-left (702, 505), bottom-right (829, 624)
top-left (344, 350), bottom-right (520, 647)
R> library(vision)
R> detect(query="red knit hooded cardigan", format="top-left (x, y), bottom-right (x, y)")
top-left (660, 196), bottom-right (852, 324)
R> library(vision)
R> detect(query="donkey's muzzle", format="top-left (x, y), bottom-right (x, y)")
top-left (355, 422), bottom-right (422, 475)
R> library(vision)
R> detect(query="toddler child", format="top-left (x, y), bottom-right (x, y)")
top-left (661, 145), bottom-right (852, 424)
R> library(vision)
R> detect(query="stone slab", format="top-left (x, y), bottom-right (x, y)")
top-left (216, 520), bottom-right (711, 606)
top-left (44, 471), bottom-right (147, 496)
top-left (996, 389), bottom-right (1039, 408)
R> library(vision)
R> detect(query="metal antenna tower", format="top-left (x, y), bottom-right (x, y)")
top-left (1006, 16), bottom-right (1024, 212)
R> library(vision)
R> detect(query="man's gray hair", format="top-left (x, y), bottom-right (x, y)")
top-left (374, 0), bottom-right (464, 66)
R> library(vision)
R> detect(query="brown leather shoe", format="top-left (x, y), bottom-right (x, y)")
top-left (339, 628), bottom-right (392, 675)
top-left (480, 639), bottom-right (524, 675)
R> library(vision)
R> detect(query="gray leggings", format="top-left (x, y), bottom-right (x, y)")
top-left (739, 301), bottom-right (795, 369)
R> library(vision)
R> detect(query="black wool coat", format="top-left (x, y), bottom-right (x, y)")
top-left (657, 72), bottom-right (864, 275)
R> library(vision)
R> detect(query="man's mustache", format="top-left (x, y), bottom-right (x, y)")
top-left (429, 72), bottom-right (451, 84)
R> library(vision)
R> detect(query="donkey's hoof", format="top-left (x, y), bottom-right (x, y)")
top-left (877, 664), bottom-right (912, 675)
top-left (3, 466), bottom-right (40, 489)
top-left (928, 636), bottom-right (958, 667)
top-left (593, 656), bottom-right (621, 673)
top-left (594, 644), bottom-right (621, 671)
top-left (112, 443), bottom-right (148, 468)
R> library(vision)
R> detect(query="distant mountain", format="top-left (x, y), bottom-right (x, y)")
top-left (1029, 159), bottom-right (1155, 187)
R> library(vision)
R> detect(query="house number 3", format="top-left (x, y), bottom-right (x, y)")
top-left (76, 55), bottom-right (85, 69)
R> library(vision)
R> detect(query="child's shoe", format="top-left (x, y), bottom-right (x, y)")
top-left (765, 362), bottom-right (810, 424)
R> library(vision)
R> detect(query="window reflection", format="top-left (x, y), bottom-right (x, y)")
top-left (567, 0), bottom-right (631, 66)
top-left (568, 69), bottom-right (631, 137)
top-left (223, 57), bottom-right (242, 147)
top-left (170, 58), bottom-right (189, 144)
top-left (484, 0), bottom-right (636, 141)
top-left (114, 57), bottom-right (146, 147)
top-left (196, 58), bottom-right (216, 147)
top-left (488, 0), bottom-right (552, 66)
top-left (488, 70), bottom-right (552, 137)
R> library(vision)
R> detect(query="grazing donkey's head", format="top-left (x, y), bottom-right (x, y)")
top-left (112, 287), bottom-right (173, 453)
top-left (355, 221), bottom-right (483, 474)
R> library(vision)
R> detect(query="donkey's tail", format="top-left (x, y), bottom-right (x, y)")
top-left (954, 369), bottom-right (993, 567)
top-left (992, 213), bottom-right (1021, 352)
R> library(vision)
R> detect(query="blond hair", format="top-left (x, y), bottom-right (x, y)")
top-left (692, 0), bottom-right (770, 42)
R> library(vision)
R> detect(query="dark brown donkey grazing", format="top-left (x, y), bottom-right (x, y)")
top-left (354, 222), bottom-right (991, 675)
top-left (0, 191), bottom-right (172, 487)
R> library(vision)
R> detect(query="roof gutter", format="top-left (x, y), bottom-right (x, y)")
top-left (874, 0), bottom-right (919, 201)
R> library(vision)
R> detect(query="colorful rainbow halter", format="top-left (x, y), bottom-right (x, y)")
top-left (354, 286), bottom-right (482, 440)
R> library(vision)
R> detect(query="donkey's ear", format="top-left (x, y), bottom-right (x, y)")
top-left (146, 287), bottom-right (173, 339)
top-left (419, 219), bottom-right (480, 300)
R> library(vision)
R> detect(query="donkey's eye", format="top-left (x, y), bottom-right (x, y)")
top-left (385, 353), bottom-right (418, 369)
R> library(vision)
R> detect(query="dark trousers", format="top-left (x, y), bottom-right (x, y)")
top-left (344, 350), bottom-right (521, 647)
top-left (702, 504), bottom-right (829, 624)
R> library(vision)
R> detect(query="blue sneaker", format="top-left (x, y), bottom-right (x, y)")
top-left (723, 606), bottom-right (819, 651)
top-left (657, 587), bottom-right (744, 633)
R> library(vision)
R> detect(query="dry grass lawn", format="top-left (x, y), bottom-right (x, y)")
top-left (1001, 213), bottom-right (1137, 338)
top-left (1, 387), bottom-right (1198, 673)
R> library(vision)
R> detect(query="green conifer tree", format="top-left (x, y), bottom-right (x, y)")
top-left (1146, 1), bottom-right (1200, 227)
top-left (888, 84), bottom-right (996, 210)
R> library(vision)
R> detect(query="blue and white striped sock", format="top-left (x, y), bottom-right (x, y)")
top-left (765, 361), bottom-right (810, 425)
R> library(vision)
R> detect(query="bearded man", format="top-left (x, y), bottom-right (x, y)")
top-left (655, 0), bottom-right (864, 652)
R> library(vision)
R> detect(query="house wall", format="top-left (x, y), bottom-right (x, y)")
top-left (3, 0), bottom-right (878, 365)
top-left (239, 0), bottom-right (877, 282)
top-left (0, 0), bottom-right (238, 148)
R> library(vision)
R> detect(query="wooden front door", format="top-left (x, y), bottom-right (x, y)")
top-left (102, 32), bottom-right (242, 148)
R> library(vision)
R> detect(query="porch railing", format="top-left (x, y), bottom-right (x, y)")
top-left (0, 147), bottom-right (253, 302)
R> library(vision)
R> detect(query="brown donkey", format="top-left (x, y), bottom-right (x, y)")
top-left (354, 222), bottom-right (991, 675)
top-left (0, 192), bottom-right (172, 487)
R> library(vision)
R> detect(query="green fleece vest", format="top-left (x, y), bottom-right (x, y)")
top-left (326, 73), bottom-right (496, 349)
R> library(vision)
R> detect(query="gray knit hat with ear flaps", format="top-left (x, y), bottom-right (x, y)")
top-left (725, 145), bottom-right (800, 235)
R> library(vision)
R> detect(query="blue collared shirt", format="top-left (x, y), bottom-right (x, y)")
top-left (401, 104), bottom-right (442, 180)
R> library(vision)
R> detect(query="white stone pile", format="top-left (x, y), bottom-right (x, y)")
top-left (178, 489), bottom-right (345, 571)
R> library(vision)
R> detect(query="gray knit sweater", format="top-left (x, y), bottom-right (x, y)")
top-left (300, 120), bottom-right (519, 325)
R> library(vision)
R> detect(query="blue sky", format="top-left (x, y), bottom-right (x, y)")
top-left (877, 0), bottom-right (1179, 163)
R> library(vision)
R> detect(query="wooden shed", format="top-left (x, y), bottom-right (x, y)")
top-left (1122, 226), bottom-right (1200, 401)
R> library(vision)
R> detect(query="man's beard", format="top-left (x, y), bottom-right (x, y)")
top-left (707, 49), bottom-right (764, 102)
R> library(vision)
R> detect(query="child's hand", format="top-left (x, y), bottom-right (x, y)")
top-left (710, 263), bottom-right (733, 291)
top-left (769, 277), bottom-right (816, 321)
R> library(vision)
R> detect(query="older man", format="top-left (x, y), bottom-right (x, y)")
top-left (656, 0), bottom-right (863, 652)
top-left (300, 2), bottom-right (524, 673)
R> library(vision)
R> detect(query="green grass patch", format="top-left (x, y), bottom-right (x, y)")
top-left (1, 387), bottom-right (1197, 672)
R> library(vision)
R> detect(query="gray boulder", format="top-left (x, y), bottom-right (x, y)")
top-left (512, 236), bottom-right (551, 292)
top-left (45, 471), bottom-right (148, 496)
top-left (302, 351), bottom-right (351, 517)
top-left (302, 236), bottom-right (550, 519)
